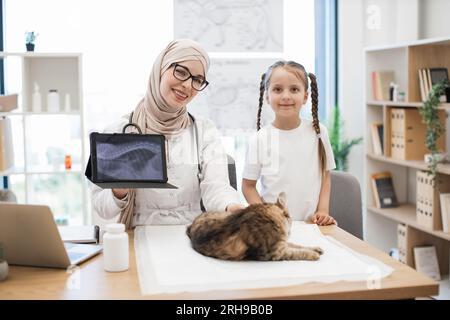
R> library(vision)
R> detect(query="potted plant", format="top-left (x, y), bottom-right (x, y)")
top-left (25, 31), bottom-right (38, 52)
top-left (419, 80), bottom-right (449, 186)
top-left (327, 105), bottom-right (363, 171)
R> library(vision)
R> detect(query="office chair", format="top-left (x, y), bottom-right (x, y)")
top-left (329, 170), bottom-right (363, 239)
top-left (0, 189), bottom-right (17, 203)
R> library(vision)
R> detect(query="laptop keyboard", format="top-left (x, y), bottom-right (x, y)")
top-left (64, 243), bottom-right (76, 250)
top-left (64, 242), bottom-right (102, 264)
top-left (68, 252), bottom-right (86, 262)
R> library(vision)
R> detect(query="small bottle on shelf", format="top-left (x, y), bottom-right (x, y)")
top-left (389, 82), bottom-right (399, 102)
top-left (64, 93), bottom-right (71, 112)
top-left (32, 82), bottom-right (42, 112)
top-left (65, 154), bottom-right (72, 170)
top-left (47, 89), bottom-right (60, 112)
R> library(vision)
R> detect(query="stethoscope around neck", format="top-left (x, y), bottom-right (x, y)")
top-left (124, 112), bottom-right (204, 184)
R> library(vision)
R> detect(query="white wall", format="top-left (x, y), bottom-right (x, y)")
top-left (419, 0), bottom-right (450, 39)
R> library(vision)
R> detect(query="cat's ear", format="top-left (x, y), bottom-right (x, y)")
top-left (276, 192), bottom-right (287, 209)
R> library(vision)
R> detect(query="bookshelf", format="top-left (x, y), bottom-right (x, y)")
top-left (364, 37), bottom-right (450, 299)
top-left (0, 52), bottom-right (87, 225)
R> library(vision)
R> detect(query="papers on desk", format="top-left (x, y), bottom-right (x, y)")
top-left (134, 222), bottom-right (393, 295)
top-left (58, 225), bottom-right (100, 244)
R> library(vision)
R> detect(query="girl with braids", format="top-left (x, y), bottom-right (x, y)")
top-left (242, 61), bottom-right (337, 226)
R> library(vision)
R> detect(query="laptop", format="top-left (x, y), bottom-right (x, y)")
top-left (0, 203), bottom-right (103, 269)
top-left (85, 132), bottom-right (177, 189)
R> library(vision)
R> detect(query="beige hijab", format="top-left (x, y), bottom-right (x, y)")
top-left (118, 39), bottom-right (210, 229)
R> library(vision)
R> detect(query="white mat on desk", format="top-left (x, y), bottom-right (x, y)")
top-left (134, 222), bottom-right (393, 295)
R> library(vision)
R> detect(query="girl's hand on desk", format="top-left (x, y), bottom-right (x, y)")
top-left (311, 211), bottom-right (336, 226)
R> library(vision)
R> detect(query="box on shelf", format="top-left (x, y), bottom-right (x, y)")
top-left (0, 94), bottom-right (18, 112)
top-left (414, 245), bottom-right (441, 281)
top-left (399, 224), bottom-right (449, 273)
top-left (439, 193), bottom-right (450, 233)
top-left (390, 108), bottom-right (445, 160)
top-left (416, 171), bottom-right (450, 230)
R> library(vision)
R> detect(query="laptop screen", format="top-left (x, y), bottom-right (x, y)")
top-left (90, 133), bottom-right (167, 182)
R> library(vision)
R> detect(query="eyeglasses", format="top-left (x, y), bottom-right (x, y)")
top-left (171, 63), bottom-right (209, 91)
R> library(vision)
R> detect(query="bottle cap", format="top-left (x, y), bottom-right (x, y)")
top-left (105, 223), bottom-right (125, 234)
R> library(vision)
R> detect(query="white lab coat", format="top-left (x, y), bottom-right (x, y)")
top-left (91, 114), bottom-right (240, 226)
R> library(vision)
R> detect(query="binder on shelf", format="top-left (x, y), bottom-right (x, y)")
top-left (371, 171), bottom-right (398, 208)
top-left (416, 171), bottom-right (450, 230)
top-left (390, 108), bottom-right (445, 160)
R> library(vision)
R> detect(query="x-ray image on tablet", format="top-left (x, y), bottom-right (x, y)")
top-left (96, 139), bottom-right (164, 181)
top-left (86, 132), bottom-right (177, 189)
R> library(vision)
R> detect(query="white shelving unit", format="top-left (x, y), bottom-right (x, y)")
top-left (0, 52), bottom-right (87, 225)
top-left (364, 37), bottom-right (450, 299)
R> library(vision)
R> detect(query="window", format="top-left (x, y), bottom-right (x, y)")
top-left (315, 0), bottom-right (338, 120)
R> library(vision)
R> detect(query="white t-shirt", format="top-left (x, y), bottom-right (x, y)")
top-left (243, 119), bottom-right (336, 221)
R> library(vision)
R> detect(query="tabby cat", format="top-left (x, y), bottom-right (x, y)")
top-left (186, 192), bottom-right (323, 261)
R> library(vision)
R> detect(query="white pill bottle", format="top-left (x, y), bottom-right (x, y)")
top-left (103, 223), bottom-right (129, 272)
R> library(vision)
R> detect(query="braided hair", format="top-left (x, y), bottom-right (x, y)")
top-left (257, 61), bottom-right (327, 175)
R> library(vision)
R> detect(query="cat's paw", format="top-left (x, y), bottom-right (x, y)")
top-left (307, 251), bottom-right (321, 260)
top-left (310, 246), bottom-right (324, 255)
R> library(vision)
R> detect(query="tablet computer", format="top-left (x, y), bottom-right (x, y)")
top-left (85, 132), bottom-right (177, 189)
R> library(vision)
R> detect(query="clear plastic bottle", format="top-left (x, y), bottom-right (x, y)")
top-left (103, 223), bottom-right (129, 272)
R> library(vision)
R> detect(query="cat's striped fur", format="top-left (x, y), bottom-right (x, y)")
top-left (186, 193), bottom-right (323, 261)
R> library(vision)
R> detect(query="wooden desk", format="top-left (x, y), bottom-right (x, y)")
top-left (0, 225), bottom-right (438, 299)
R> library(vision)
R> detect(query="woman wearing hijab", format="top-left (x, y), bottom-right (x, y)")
top-left (92, 39), bottom-right (243, 228)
